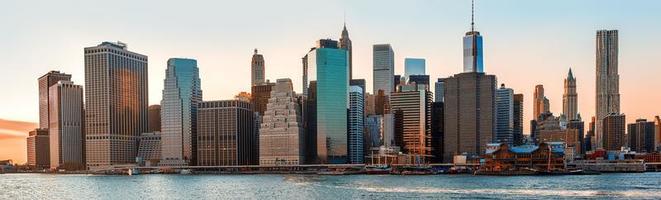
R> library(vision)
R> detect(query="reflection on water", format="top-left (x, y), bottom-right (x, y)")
top-left (1, 173), bottom-right (660, 199)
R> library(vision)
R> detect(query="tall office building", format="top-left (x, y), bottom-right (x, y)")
top-left (563, 68), bottom-right (578, 121)
top-left (373, 44), bottom-right (395, 95)
top-left (627, 119), bottom-right (655, 153)
top-left (48, 81), bottom-right (84, 169)
top-left (586, 116), bottom-right (596, 152)
top-left (435, 78), bottom-right (445, 102)
top-left (408, 75), bottom-right (430, 87)
top-left (251, 49), bottom-right (265, 86)
top-left (84, 41), bottom-right (148, 167)
top-left (404, 58), bottom-right (426, 80)
top-left (595, 30), bottom-right (620, 149)
top-left (259, 79), bottom-right (305, 165)
top-left (197, 100), bottom-right (257, 166)
top-left (443, 72), bottom-right (496, 162)
top-left (160, 58), bottom-right (202, 166)
top-left (27, 128), bottom-right (49, 169)
top-left (567, 119), bottom-right (585, 154)
top-left (431, 102), bottom-right (444, 163)
top-left (602, 113), bottom-right (625, 151)
top-left (148, 105), bottom-right (161, 132)
top-left (303, 81), bottom-right (318, 163)
top-left (339, 23), bottom-right (353, 79)
top-left (656, 116), bottom-right (661, 150)
top-left (495, 84), bottom-right (514, 145)
top-left (348, 86), bottom-right (365, 164)
top-left (303, 40), bottom-right (349, 164)
top-left (513, 94), bottom-right (524, 146)
top-left (39, 71), bottom-right (72, 129)
top-left (533, 85), bottom-right (550, 119)
top-left (390, 83), bottom-right (432, 157)
top-left (463, 0), bottom-right (483, 73)
top-left (251, 82), bottom-right (275, 116)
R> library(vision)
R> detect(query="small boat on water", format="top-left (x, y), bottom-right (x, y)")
top-left (180, 169), bottom-right (193, 175)
top-left (127, 168), bottom-right (140, 176)
top-left (365, 165), bottom-right (391, 175)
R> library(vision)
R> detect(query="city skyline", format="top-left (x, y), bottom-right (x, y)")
top-left (2, 0), bottom-right (661, 164)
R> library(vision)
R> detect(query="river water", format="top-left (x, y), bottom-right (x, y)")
top-left (1, 173), bottom-right (660, 199)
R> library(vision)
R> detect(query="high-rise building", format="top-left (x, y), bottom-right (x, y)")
top-left (373, 44), bottom-right (395, 95)
top-left (443, 72), bottom-right (496, 162)
top-left (137, 132), bottom-right (161, 166)
top-left (656, 116), bottom-right (661, 151)
top-left (303, 81), bottom-right (318, 163)
top-left (48, 80), bottom-right (84, 169)
top-left (27, 128), bottom-right (49, 169)
top-left (435, 78), bottom-right (445, 103)
top-left (563, 68), bottom-right (578, 121)
top-left (197, 100), bottom-right (257, 166)
top-left (602, 113), bottom-right (625, 151)
top-left (586, 116), bottom-right (596, 152)
top-left (251, 49), bottom-right (265, 86)
top-left (38, 71), bottom-right (71, 129)
top-left (160, 58), bottom-right (202, 166)
top-left (390, 83), bottom-right (432, 157)
top-left (84, 41), bottom-right (148, 168)
top-left (567, 119), bottom-right (585, 154)
top-left (365, 115), bottom-right (383, 149)
top-left (495, 84), bottom-right (514, 146)
top-left (148, 105), bottom-right (161, 132)
top-left (339, 23), bottom-right (353, 79)
top-left (513, 94), bottom-right (524, 146)
top-left (404, 58), bottom-right (425, 80)
top-left (595, 30), bottom-right (620, 149)
top-left (259, 79), bottom-right (305, 165)
top-left (251, 82), bottom-right (276, 116)
top-left (408, 75), bottom-right (430, 87)
top-left (533, 85), bottom-right (550, 119)
top-left (303, 40), bottom-right (349, 164)
top-left (348, 86), bottom-right (365, 164)
top-left (463, 0), bottom-right (483, 73)
top-left (431, 102), bottom-right (444, 163)
top-left (627, 119), bottom-right (655, 153)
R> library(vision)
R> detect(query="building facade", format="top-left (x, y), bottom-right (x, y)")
top-left (84, 41), bottom-right (148, 168)
top-left (595, 30), bottom-right (620, 149)
top-left (348, 86), bottom-right (365, 164)
top-left (627, 119), bottom-right (655, 153)
top-left (533, 84), bottom-right (550, 120)
top-left (602, 113), bottom-right (625, 151)
top-left (373, 44), bottom-right (394, 95)
top-left (259, 79), bottom-right (305, 165)
top-left (563, 68), bottom-right (578, 121)
top-left (48, 80), bottom-right (85, 169)
top-left (495, 84), bottom-right (514, 146)
top-left (160, 58), bottom-right (202, 166)
top-left (148, 105), bottom-right (161, 132)
top-left (435, 78), bottom-right (445, 103)
top-left (27, 128), bottom-right (49, 169)
top-left (39, 71), bottom-right (72, 129)
top-left (197, 100), bottom-right (257, 166)
top-left (137, 132), bottom-right (161, 166)
top-left (251, 49), bottom-right (265, 86)
top-left (513, 94), bottom-right (524, 146)
top-left (390, 83), bottom-right (432, 157)
top-left (443, 72), bottom-right (496, 162)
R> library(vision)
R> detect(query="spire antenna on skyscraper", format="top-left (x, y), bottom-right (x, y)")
top-left (471, 0), bottom-right (475, 32)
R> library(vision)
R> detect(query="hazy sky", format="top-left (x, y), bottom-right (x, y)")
top-left (2, 0), bottom-right (661, 133)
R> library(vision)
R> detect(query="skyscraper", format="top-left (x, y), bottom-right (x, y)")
top-left (148, 105), bottom-right (161, 132)
top-left (160, 58), bottom-right (202, 166)
top-left (533, 85), bottom-right (550, 120)
top-left (84, 41), bottom-right (148, 168)
top-left (303, 40), bottom-right (349, 164)
top-left (495, 84), bottom-right (514, 146)
top-left (627, 119), bottom-right (655, 153)
top-left (463, 0), bottom-right (483, 73)
top-left (373, 44), bottom-right (395, 95)
top-left (656, 116), bottom-right (661, 151)
top-left (27, 128), bottom-right (49, 169)
top-left (251, 49), bottom-right (265, 86)
top-left (390, 83), bottom-right (432, 157)
top-left (602, 113), bottom-right (625, 151)
top-left (259, 79), bottom-right (305, 165)
top-left (513, 94), bottom-right (524, 146)
top-left (431, 102), bottom-right (444, 163)
top-left (197, 100), bottom-right (257, 166)
top-left (443, 72), bottom-right (496, 162)
top-left (252, 82), bottom-right (276, 116)
top-left (339, 23), bottom-right (353, 79)
top-left (563, 68), bottom-right (578, 121)
top-left (435, 78), bottom-right (445, 103)
top-left (595, 30), bottom-right (620, 149)
top-left (38, 71), bottom-right (71, 129)
top-left (348, 86), bottom-right (364, 164)
top-left (48, 80), bottom-right (84, 169)
top-left (404, 58), bottom-right (426, 80)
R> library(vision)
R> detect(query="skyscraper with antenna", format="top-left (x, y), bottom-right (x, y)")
top-left (463, 0), bottom-right (484, 73)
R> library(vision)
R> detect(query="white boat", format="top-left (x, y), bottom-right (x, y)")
top-left (180, 169), bottom-right (192, 175)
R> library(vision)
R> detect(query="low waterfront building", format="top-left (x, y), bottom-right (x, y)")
top-left (480, 142), bottom-right (565, 173)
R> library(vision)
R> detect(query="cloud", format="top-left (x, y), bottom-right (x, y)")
top-left (0, 118), bottom-right (37, 139)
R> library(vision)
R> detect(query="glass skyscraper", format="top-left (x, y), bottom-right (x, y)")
top-left (463, 32), bottom-right (484, 73)
top-left (304, 40), bottom-right (349, 164)
top-left (348, 86), bottom-right (364, 164)
top-left (404, 58), bottom-right (425, 80)
top-left (372, 44), bottom-right (394, 95)
top-left (160, 58), bottom-right (202, 166)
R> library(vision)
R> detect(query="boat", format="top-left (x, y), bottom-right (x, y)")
top-left (365, 165), bottom-right (391, 175)
top-left (394, 165), bottom-right (435, 175)
top-left (180, 169), bottom-right (193, 175)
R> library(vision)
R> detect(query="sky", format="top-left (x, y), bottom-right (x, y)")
top-left (1, 0), bottom-right (661, 163)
